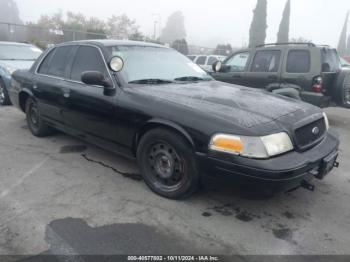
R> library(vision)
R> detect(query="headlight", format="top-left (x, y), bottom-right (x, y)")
top-left (323, 112), bottom-right (330, 130)
top-left (5, 66), bottom-right (17, 75)
top-left (209, 132), bottom-right (294, 159)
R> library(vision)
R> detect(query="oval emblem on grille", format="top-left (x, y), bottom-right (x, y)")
top-left (312, 127), bottom-right (320, 135)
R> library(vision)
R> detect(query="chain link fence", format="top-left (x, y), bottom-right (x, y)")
top-left (0, 22), bottom-right (234, 56)
top-left (0, 22), bottom-right (107, 48)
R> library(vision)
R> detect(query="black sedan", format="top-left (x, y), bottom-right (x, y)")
top-left (9, 40), bottom-right (339, 199)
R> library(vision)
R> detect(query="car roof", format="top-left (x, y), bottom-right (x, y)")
top-left (0, 41), bottom-right (33, 46)
top-left (59, 39), bottom-right (167, 48)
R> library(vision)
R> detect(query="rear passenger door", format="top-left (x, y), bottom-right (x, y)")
top-left (34, 45), bottom-right (77, 126)
top-left (244, 49), bottom-right (282, 88)
top-left (282, 49), bottom-right (313, 90)
top-left (212, 51), bottom-right (251, 86)
top-left (62, 45), bottom-right (119, 142)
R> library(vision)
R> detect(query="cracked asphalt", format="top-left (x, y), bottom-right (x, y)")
top-left (0, 105), bottom-right (349, 256)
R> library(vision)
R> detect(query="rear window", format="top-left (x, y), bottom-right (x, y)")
top-left (321, 48), bottom-right (341, 72)
top-left (286, 50), bottom-right (311, 73)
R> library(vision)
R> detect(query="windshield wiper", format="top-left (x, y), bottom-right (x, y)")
top-left (174, 76), bottom-right (212, 82)
top-left (129, 79), bottom-right (174, 85)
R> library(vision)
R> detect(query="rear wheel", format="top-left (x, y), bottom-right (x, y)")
top-left (0, 78), bottom-right (11, 106)
top-left (25, 97), bottom-right (54, 137)
top-left (137, 128), bottom-right (200, 199)
top-left (341, 84), bottom-right (350, 108)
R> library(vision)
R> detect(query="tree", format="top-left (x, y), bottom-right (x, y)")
top-left (106, 14), bottom-right (141, 39)
top-left (172, 39), bottom-right (189, 55)
top-left (290, 37), bottom-right (312, 43)
top-left (213, 44), bottom-right (233, 56)
top-left (249, 0), bottom-right (267, 48)
top-left (0, 0), bottom-right (24, 41)
top-left (337, 12), bottom-right (349, 56)
top-left (277, 0), bottom-right (291, 43)
top-left (0, 0), bottom-right (22, 24)
top-left (160, 11), bottom-right (186, 43)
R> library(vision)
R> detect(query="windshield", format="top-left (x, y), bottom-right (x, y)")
top-left (107, 45), bottom-right (212, 83)
top-left (0, 44), bottom-right (42, 60)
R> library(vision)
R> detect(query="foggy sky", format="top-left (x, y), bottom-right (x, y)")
top-left (16, 0), bottom-right (350, 48)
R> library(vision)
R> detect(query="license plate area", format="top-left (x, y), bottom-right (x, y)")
top-left (316, 151), bottom-right (339, 179)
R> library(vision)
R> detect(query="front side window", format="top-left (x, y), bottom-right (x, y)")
top-left (251, 50), bottom-right (281, 72)
top-left (224, 52), bottom-right (249, 72)
top-left (70, 46), bottom-right (108, 82)
top-left (196, 56), bottom-right (207, 65)
top-left (107, 46), bottom-right (211, 83)
top-left (207, 57), bottom-right (218, 65)
top-left (286, 50), bottom-right (311, 73)
top-left (47, 46), bottom-right (76, 78)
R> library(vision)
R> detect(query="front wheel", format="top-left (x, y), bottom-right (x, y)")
top-left (137, 128), bottom-right (200, 199)
top-left (341, 85), bottom-right (350, 108)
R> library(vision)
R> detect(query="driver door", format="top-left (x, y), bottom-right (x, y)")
top-left (211, 51), bottom-right (251, 86)
top-left (62, 45), bottom-right (119, 142)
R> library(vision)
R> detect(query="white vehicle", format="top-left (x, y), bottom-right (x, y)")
top-left (187, 55), bottom-right (226, 72)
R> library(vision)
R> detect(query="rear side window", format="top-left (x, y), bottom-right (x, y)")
top-left (251, 50), bottom-right (281, 72)
top-left (286, 50), bottom-right (311, 73)
top-left (37, 48), bottom-right (56, 75)
top-left (196, 56), bottom-right (207, 65)
top-left (70, 46), bottom-right (108, 82)
top-left (47, 46), bottom-right (76, 78)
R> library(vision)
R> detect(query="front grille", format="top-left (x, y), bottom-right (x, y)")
top-left (295, 118), bottom-right (326, 149)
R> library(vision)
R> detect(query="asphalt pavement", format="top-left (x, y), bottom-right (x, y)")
top-left (0, 105), bottom-right (349, 256)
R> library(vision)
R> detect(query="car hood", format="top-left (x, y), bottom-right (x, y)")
top-left (131, 81), bottom-right (319, 129)
top-left (0, 60), bottom-right (35, 70)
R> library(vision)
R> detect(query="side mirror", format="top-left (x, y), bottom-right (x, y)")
top-left (81, 71), bottom-right (113, 88)
top-left (212, 61), bottom-right (222, 72)
top-left (109, 56), bottom-right (124, 72)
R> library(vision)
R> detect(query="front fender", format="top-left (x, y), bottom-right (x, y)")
top-left (133, 118), bottom-right (196, 155)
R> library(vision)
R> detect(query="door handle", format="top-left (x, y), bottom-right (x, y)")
top-left (62, 88), bottom-right (70, 98)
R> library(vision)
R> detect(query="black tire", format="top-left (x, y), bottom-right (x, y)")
top-left (137, 128), bottom-right (200, 199)
top-left (335, 71), bottom-right (350, 108)
top-left (25, 97), bottom-right (54, 137)
top-left (0, 78), bottom-right (11, 106)
top-left (341, 76), bottom-right (350, 108)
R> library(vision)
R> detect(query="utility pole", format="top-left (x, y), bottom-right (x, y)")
top-left (152, 13), bottom-right (161, 40)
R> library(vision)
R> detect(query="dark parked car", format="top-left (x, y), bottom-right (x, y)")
top-left (0, 41), bottom-right (42, 105)
top-left (9, 40), bottom-right (339, 199)
top-left (211, 43), bottom-right (350, 108)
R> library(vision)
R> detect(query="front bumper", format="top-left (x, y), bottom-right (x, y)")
top-left (196, 129), bottom-right (339, 185)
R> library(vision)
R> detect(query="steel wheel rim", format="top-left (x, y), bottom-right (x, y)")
top-left (147, 141), bottom-right (186, 191)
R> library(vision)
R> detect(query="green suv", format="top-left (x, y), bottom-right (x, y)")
top-left (211, 43), bottom-right (350, 108)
